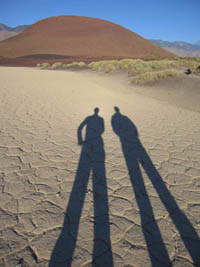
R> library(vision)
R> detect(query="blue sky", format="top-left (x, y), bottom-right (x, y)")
top-left (0, 0), bottom-right (199, 43)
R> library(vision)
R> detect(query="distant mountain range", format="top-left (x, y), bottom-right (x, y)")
top-left (0, 24), bottom-right (28, 32)
top-left (0, 23), bottom-right (29, 41)
top-left (150, 39), bottom-right (200, 57)
top-left (195, 40), bottom-right (200, 46)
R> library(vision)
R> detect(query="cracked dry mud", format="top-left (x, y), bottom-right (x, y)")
top-left (0, 67), bottom-right (200, 267)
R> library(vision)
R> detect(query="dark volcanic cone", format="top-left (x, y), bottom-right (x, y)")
top-left (0, 15), bottom-right (174, 59)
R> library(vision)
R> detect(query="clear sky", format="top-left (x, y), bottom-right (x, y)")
top-left (0, 0), bottom-right (199, 44)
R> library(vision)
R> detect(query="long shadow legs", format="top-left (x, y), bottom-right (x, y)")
top-left (49, 144), bottom-right (91, 266)
top-left (139, 143), bottom-right (200, 265)
top-left (111, 107), bottom-right (200, 266)
top-left (49, 109), bottom-right (113, 266)
top-left (92, 158), bottom-right (113, 266)
top-left (125, 156), bottom-right (171, 266)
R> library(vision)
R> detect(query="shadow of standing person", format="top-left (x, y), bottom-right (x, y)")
top-left (111, 107), bottom-right (200, 266)
top-left (49, 108), bottom-right (113, 267)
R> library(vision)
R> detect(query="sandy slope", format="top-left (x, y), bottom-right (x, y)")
top-left (0, 67), bottom-right (200, 267)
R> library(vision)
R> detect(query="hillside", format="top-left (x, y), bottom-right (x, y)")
top-left (0, 16), bottom-right (174, 59)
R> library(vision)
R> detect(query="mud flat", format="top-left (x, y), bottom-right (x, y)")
top-left (0, 67), bottom-right (200, 266)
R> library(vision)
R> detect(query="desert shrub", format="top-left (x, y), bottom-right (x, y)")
top-left (88, 58), bottom-right (200, 77)
top-left (190, 65), bottom-right (200, 73)
top-left (64, 62), bottom-right (86, 68)
top-left (118, 59), bottom-right (143, 70)
top-left (146, 60), bottom-right (173, 70)
top-left (88, 61), bottom-right (107, 71)
top-left (128, 59), bottom-right (200, 77)
top-left (77, 62), bottom-right (86, 67)
top-left (88, 60), bottom-right (118, 73)
top-left (130, 70), bottom-right (180, 84)
top-left (51, 62), bottom-right (64, 69)
top-left (88, 59), bottom-right (175, 74)
top-left (170, 59), bottom-right (199, 68)
top-left (128, 63), bottom-right (153, 76)
top-left (100, 61), bottom-right (117, 73)
top-left (105, 60), bottom-right (119, 66)
top-left (88, 61), bottom-right (102, 71)
top-left (39, 62), bottom-right (50, 69)
top-left (128, 60), bottom-right (176, 76)
top-left (196, 65), bottom-right (200, 72)
top-left (104, 63), bottom-right (116, 73)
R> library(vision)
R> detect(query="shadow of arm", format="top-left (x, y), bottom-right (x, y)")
top-left (77, 118), bottom-right (88, 145)
top-left (111, 115), bottom-right (120, 136)
top-left (99, 117), bottom-right (105, 135)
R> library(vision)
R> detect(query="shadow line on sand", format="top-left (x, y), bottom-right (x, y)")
top-left (111, 106), bottom-right (200, 266)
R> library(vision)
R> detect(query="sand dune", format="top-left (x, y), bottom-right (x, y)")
top-left (0, 67), bottom-right (200, 266)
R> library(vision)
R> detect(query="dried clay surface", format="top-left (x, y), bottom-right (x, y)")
top-left (0, 67), bottom-right (200, 267)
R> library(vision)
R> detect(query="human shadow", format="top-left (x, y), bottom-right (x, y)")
top-left (111, 107), bottom-right (200, 267)
top-left (49, 108), bottom-right (113, 267)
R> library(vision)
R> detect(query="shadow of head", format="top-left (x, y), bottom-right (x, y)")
top-left (112, 106), bottom-right (138, 139)
top-left (114, 106), bottom-right (120, 113)
top-left (94, 107), bottom-right (99, 115)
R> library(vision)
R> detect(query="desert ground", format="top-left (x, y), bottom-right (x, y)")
top-left (0, 67), bottom-right (200, 267)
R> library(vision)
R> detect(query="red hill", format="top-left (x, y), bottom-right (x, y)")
top-left (0, 16), bottom-right (174, 60)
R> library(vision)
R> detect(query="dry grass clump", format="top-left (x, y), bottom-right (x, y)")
top-left (51, 62), bottom-right (65, 69)
top-left (88, 59), bottom-right (143, 73)
top-left (103, 63), bottom-right (116, 73)
top-left (169, 59), bottom-right (199, 69)
top-left (38, 62), bottom-right (50, 69)
top-left (128, 60), bottom-right (178, 76)
top-left (37, 61), bottom-right (87, 69)
top-left (36, 59), bottom-right (199, 84)
top-left (88, 59), bottom-right (140, 73)
top-left (118, 59), bottom-right (143, 70)
top-left (196, 66), bottom-right (200, 73)
top-left (130, 70), bottom-right (180, 84)
top-left (88, 61), bottom-right (102, 71)
top-left (64, 62), bottom-right (86, 68)
top-left (88, 59), bottom-right (175, 75)
top-left (146, 60), bottom-right (176, 70)
top-left (50, 61), bottom-right (87, 69)
top-left (128, 63), bottom-right (153, 76)
top-left (87, 58), bottom-right (180, 75)
top-left (128, 59), bottom-right (200, 76)
top-left (88, 60), bottom-right (117, 72)
top-left (189, 65), bottom-right (200, 73)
